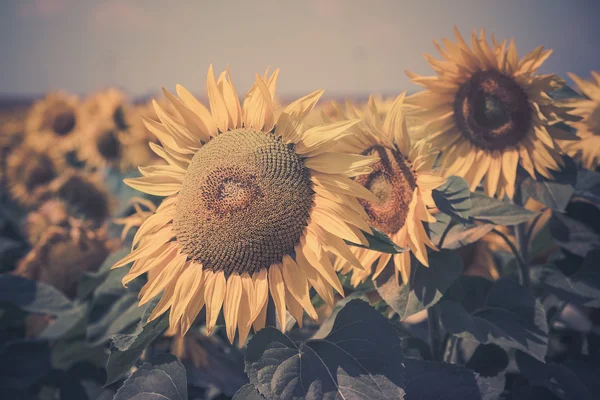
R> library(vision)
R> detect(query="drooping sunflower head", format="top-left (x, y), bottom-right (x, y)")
top-left (5, 142), bottom-right (65, 207)
top-left (406, 28), bottom-right (576, 198)
top-left (111, 66), bottom-right (379, 344)
top-left (561, 72), bottom-right (600, 170)
top-left (45, 170), bottom-right (112, 224)
top-left (329, 95), bottom-right (445, 285)
top-left (24, 91), bottom-right (84, 154)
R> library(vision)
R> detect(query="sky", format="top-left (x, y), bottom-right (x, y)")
top-left (0, 0), bottom-right (599, 98)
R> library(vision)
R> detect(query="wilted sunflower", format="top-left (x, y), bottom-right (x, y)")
top-left (24, 91), bottom-right (84, 154)
top-left (560, 72), bottom-right (600, 170)
top-left (330, 94), bottom-right (445, 285)
top-left (111, 66), bottom-right (379, 344)
top-left (5, 142), bottom-right (65, 207)
top-left (406, 28), bottom-right (576, 198)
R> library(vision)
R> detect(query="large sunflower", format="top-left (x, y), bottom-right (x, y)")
top-left (24, 91), bottom-right (84, 154)
top-left (406, 28), bottom-right (576, 198)
top-left (561, 72), bottom-right (600, 170)
top-left (330, 95), bottom-right (445, 285)
top-left (111, 66), bottom-right (379, 344)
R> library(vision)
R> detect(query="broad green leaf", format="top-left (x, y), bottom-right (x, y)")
top-left (427, 213), bottom-right (494, 250)
top-left (346, 227), bottom-right (405, 253)
top-left (549, 213), bottom-right (600, 258)
top-left (432, 176), bottom-right (472, 221)
top-left (233, 384), bottom-right (266, 400)
top-left (469, 192), bottom-right (538, 225)
top-left (439, 278), bottom-right (548, 361)
top-left (104, 298), bottom-right (169, 386)
top-left (404, 358), bottom-right (505, 400)
top-left (465, 344), bottom-right (509, 378)
top-left (114, 354), bottom-right (187, 400)
top-left (520, 156), bottom-right (577, 212)
top-left (0, 274), bottom-right (73, 315)
top-left (374, 250), bottom-right (463, 320)
top-left (245, 299), bottom-right (406, 400)
top-left (574, 169), bottom-right (600, 204)
top-left (530, 249), bottom-right (600, 308)
top-left (515, 351), bottom-right (595, 400)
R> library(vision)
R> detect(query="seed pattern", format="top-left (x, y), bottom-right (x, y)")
top-left (453, 70), bottom-right (532, 151)
top-left (355, 145), bottom-right (416, 235)
top-left (174, 128), bottom-right (314, 275)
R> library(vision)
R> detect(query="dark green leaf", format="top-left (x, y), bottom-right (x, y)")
top-left (104, 298), bottom-right (169, 386)
top-left (233, 384), bottom-right (265, 400)
top-left (346, 227), bottom-right (405, 253)
top-left (465, 344), bottom-right (509, 377)
top-left (404, 358), bottom-right (504, 400)
top-left (439, 278), bottom-right (548, 361)
top-left (432, 176), bottom-right (472, 221)
top-left (374, 250), bottom-right (463, 319)
top-left (469, 192), bottom-right (538, 225)
top-left (531, 250), bottom-right (600, 308)
top-left (574, 169), bottom-right (600, 204)
top-left (245, 299), bottom-right (406, 400)
top-left (0, 274), bottom-right (73, 315)
top-left (114, 354), bottom-right (187, 400)
top-left (548, 84), bottom-right (585, 100)
top-left (515, 351), bottom-right (594, 400)
top-left (77, 246), bottom-right (130, 300)
top-left (428, 213), bottom-right (494, 250)
top-left (549, 213), bottom-right (600, 257)
top-left (520, 156), bottom-right (577, 212)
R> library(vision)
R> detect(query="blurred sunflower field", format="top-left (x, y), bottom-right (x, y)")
top-left (2, 2), bottom-right (600, 400)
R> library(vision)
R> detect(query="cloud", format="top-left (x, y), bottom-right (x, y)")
top-left (90, 1), bottom-right (153, 31)
top-left (19, 0), bottom-right (69, 18)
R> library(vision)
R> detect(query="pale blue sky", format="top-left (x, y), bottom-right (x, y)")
top-left (1, 0), bottom-right (598, 97)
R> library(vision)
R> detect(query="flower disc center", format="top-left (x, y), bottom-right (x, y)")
top-left (354, 145), bottom-right (416, 235)
top-left (52, 111), bottom-right (76, 136)
top-left (453, 70), bottom-right (532, 150)
top-left (24, 155), bottom-right (57, 191)
top-left (97, 130), bottom-right (121, 160)
top-left (173, 128), bottom-right (314, 275)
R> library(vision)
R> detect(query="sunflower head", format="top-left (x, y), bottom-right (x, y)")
top-left (25, 91), bottom-right (84, 154)
top-left (561, 72), bottom-right (600, 169)
top-left (406, 28), bottom-right (576, 198)
top-left (78, 119), bottom-right (127, 170)
top-left (111, 66), bottom-right (380, 344)
top-left (15, 226), bottom-right (111, 298)
top-left (329, 95), bottom-right (445, 285)
top-left (5, 142), bottom-right (65, 207)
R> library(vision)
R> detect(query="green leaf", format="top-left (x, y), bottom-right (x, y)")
top-left (114, 354), bottom-right (187, 400)
top-left (404, 358), bottom-right (505, 400)
top-left (233, 384), bottom-right (266, 400)
top-left (432, 176), bottom-right (472, 221)
top-left (104, 298), bottom-right (169, 386)
top-left (374, 250), bottom-right (463, 319)
top-left (515, 351), bottom-right (595, 400)
top-left (520, 156), bottom-right (578, 212)
top-left (439, 278), bottom-right (548, 361)
top-left (469, 192), bottom-right (538, 225)
top-left (574, 169), bottom-right (600, 204)
top-left (549, 213), bottom-right (600, 258)
top-left (0, 274), bottom-right (73, 315)
top-left (530, 249), bottom-right (600, 308)
top-left (428, 213), bottom-right (495, 249)
top-left (77, 246), bottom-right (131, 300)
top-left (465, 344), bottom-right (509, 378)
top-left (245, 299), bottom-right (406, 400)
top-left (346, 227), bottom-right (405, 253)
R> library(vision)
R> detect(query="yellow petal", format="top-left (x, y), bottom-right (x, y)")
top-left (204, 270), bottom-right (226, 334)
top-left (268, 264), bottom-right (287, 331)
top-left (223, 273), bottom-right (242, 343)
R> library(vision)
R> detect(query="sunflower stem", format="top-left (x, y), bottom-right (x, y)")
top-left (428, 306), bottom-right (443, 361)
top-left (490, 228), bottom-right (528, 287)
top-left (513, 188), bottom-right (531, 289)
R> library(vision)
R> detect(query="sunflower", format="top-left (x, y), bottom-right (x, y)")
top-left (24, 91), bottom-right (84, 154)
top-left (560, 72), bottom-right (600, 170)
top-left (405, 28), bottom-right (576, 199)
top-left (84, 88), bottom-right (133, 131)
top-left (5, 142), bottom-right (65, 207)
top-left (78, 119), bottom-right (131, 170)
top-left (15, 222), bottom-right (111, 298)
top-left (329, 94), bottom-right (445, 285)
top-left (111, 66), bottom-right (379, 344)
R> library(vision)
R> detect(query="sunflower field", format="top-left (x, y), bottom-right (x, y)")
top-left (1, 26), bottom-right (600, 400)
